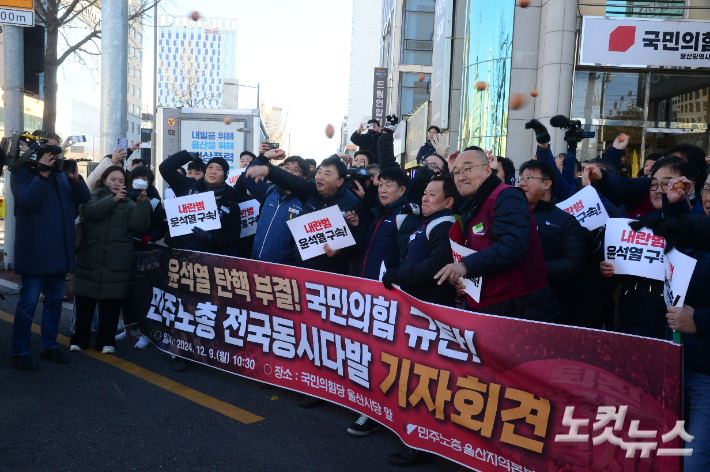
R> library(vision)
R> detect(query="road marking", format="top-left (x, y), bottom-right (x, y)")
top-left (0, 310), bottom-right (264, 424)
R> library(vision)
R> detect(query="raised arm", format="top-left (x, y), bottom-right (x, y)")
top-left (159, 150), bottom-right (199, 197)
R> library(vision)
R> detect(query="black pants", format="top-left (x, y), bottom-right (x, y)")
top-left (71, 296), bottom-right (123, 351)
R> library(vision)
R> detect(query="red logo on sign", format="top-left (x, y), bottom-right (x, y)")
top-left (608, 26), bottom-right (636, 52)
top-left (167, 117), bottom-right (176, 127)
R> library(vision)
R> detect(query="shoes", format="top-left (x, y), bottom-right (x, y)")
top-left (40, 348), bottom-right (70, 364)
top-left (101, 346), bottom-right (115, 354)
top-left (172, 357), bottom-right (188, 372)
top-left (299, 395), bottom-right (324, 408)
top-left (347, 415), bottom-right (381, 436)
top-left (70, 345), bottom-right (82, 351)
top-left (10, 355), bottom-right (39, 371)
top-left (387, 447), bottom-right (436, 467)
top-left (115, 329), bottom-right (140, 341)
top-left (134, 335), bottom-right (150, 350)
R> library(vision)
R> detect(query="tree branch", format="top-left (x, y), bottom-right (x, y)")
top-left (60, 0), bottom-right (100, 27)
top-left (57, 29), bottom-right (99, 66)
top-left (57, 0), bottom-right (83, 24)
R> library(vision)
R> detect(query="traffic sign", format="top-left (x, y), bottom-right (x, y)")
top-left (0, 6), bottom-right (33, 26)
top-left (0, 0), bottom-right (33, 10)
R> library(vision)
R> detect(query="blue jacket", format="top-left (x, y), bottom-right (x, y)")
top-left (11, 167), bottom-right (91, 276)
top-left (359, 196), bottom-right (408, 280)
top-left (239, 158), bottom-right (304, 264)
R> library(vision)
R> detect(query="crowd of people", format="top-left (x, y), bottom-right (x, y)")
top-left (8, 118), bottom-right (710, 470)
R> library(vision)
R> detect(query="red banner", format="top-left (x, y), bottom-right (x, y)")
top-left (132, 248), bottom-right (684, 472)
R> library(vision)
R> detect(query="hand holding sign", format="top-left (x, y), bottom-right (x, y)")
top-left (667, 305), bottom-right (697, 334)
top-left (556, 186), bottom-right (609, 230)
top-left (605, 218), bottom-right (665, 281)
top-left (286, 206), bottom-right (356, 261)
top-left (165, 191), bottom-right (221, 237)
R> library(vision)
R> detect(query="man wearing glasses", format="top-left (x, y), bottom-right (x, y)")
top-left (435, 150), bottom-right (560, 322)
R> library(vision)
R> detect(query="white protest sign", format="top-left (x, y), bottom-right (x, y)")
top-left (227, 167), bottom-right (246, 187)
top-left (239, 199), bottom-right (260, 238)
top-left (165, 191), bottom-right (221, 237)
top-left (449, 239), bottom-right (482, 303)
top-left (604, 218), bottom-right (665, 280)
top-left (286, 206), bottom-right (356, 261)
top-left (379, 261), bottom-right (387, 282)
top-left (556, 185), bottom-right (609, 230)
top-left (664, 249), bottom-right (697, 307)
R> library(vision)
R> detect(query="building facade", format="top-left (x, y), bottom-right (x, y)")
top-left (157, 14), bottom-right (238, 109)
top-left (346, 0), bottom-right (384, 140)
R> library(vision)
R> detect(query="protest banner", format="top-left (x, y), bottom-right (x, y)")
top-left (133, 247), bottom-right (684, 472)
top-left (664, 249), bottom-right (697, 307)
top-left (164, 191), bottom-right (221, 237)
top-left (286, 206), bottom-right (356, 261)
top-left (227, 167), bottom-right (246, 187)
top-left (449, 239), bottom-right (482, 303)
top-left (238, 199), bottom-right (260, 238)
top-left (556, 186), bottom-right (609, 230)
top-left (604, 218), bottom-right (665, 280)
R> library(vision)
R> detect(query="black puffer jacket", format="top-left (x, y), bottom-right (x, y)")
top-left (264, 161), bottom-right (365, 275)
top-left (159, 151), bottom-right (242, 254)
top-left (350, 130), bottom-right (380, 164)
top-left (532, 198), bottom-right (587, 284)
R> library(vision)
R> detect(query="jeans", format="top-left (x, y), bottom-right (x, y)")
top-left (11, 274), bottom-right (66, 356)
top-left (684, 370), bottom-right (710, 472)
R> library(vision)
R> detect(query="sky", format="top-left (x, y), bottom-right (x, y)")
top-left (143, 0), bottom-right (354, 162)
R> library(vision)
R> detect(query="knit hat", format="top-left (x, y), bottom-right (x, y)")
top-left (206, 156), bottom-right (230, 177)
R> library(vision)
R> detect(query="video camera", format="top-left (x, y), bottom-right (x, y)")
top-left (344, 166), bottom-right (371, 190)
top-left (550, 115), bottom-right (595, 147)
top-left (0, 132), bottom-right (64, 174)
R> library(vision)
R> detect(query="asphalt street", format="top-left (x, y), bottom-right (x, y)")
top-left (0, 289), bottom-right (463, 472)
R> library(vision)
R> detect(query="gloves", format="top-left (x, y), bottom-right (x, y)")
top-left (382, 270), bottom-right (398, 290)
top-left (414, 165), bottom-right (435, 183)
top-left (383, 115), bottom-right (399, 133)
top-left (188, 152), bottom-right (202, 163)
top-left (400, 203), bottom-right (421, 216)
top-left (140, 235), bottom-right (153, 245)
top-left (192, 227), bottom-right (213, 242)
top-left (629, 217), bottom-right (691, 254)
top-left (525, 119), bottom-right (551, 145)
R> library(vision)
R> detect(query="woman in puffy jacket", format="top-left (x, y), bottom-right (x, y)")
top-left (70, 165), bottom-right (151, 354)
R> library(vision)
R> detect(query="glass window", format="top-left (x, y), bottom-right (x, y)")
top-left (138, 33), bottom-right (142, 43)
top-left (648, 73), bottom-right (710, 124)
top-left (401, 0), bottom-right (435, 65)
top-left (399, 72), bottom-right (430, 116)
top-left (137, 69), bottom-right (141, 79)
top-left (137, 88), bottom-right (141, 98)
top-left (571, 71), bottom-right (646, 121)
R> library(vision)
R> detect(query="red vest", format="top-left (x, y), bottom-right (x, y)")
top-left (451, 184), bottom-right (548, 309)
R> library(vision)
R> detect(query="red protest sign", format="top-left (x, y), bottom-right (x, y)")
top-left (134, 248), bottom-right (683, 472)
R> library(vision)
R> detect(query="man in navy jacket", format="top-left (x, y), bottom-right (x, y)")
top-left (10, 151), bottom-right (91, 370)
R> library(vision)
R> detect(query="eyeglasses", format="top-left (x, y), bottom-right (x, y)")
top-left (516, 175), bottom-right (549, 184)
top-left (421, 162), bottom-right (440, 171)
top-left (452, 163), bottom-right (488, 179)
top-left (702, 186), bottom-right (710, 198)
top-left (650, 182), bottom-right (671, 192)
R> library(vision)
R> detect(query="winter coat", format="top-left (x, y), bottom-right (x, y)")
top-left (72, 187), bottom-right (151, 299)
top-left (11, 167), bottom-right (91, 276)
top-left (264, 161), bottom-right (365, 275)
top-left (350, 130), bottom-right (380, 164)
top-left (133, 186), bottom-right (168, 243)
top-left (159, 150), bottom-right (242, 254)
top-left (394, 209), bottom-right (457, 306)
top-left (416, 142), bottom-right (436, 165)
top-left (359, 195), bottom-right (410, 280)
top-left (237, 156), bottom-right (304, 264)
top-left (86, 149), bottom-right (135, 193)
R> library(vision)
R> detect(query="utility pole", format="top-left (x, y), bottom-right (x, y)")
top-left (2, 25), bottom-right (25, 270)
top-left (151, 0), bottom-right (158, 169)
top-left (100, 0), bottom-right (128, 157)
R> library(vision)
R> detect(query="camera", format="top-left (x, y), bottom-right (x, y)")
top-left (344, 166), bottom-right (371, 190)
top-left (550, 115), bottom-right (596, 146)
top-left (266, 142), bottom-right (279, 150)
top-left (0, 132), bottom-right (64, 174)
top-left (125, 188), bottom-right (143, 200)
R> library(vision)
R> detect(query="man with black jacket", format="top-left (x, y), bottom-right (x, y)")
top-left (435, 150), bottom-right (560, 322)
top-left (245, 153), bottom-right (364, 275)
top-left (159, 151), bottom-right (242, 254)
top-left (517, 160), bottom-right (593, 325)
top-left (350, 120), bottom-right (381, 164)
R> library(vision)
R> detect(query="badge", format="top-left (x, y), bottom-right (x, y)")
top-left (472, 222), bottom-right (484, 234)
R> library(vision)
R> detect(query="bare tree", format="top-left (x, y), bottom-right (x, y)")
top-left (259, 101), bottom-right (292, 154)
top-left (34, 0), bottom-right (158, 133)
top-left (160, 44), bottom-right (221, 107)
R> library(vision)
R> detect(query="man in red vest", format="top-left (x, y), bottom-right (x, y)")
top-left (435, 150), bottom-right (560, 321)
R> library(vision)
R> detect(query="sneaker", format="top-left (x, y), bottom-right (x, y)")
top-left (134, 335), bottom-right (150, 350)
top-left (172, 357), bottom-right (188, 372)
top-left (347, 415), bottom-right (381, 436)
top-left (115, 329), bottom-right (140, 341)
top-left (40, 348), bottom-right (70, 364)
top-left (10, 355), bottom-right (39, 371)
top-left (70, 345), bottom-right (82, 351)
top-left (101, 346), bottom-right (115, 354)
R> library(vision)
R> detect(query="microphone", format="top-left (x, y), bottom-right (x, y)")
top-left (549, 115), bottom-right (570, 128)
